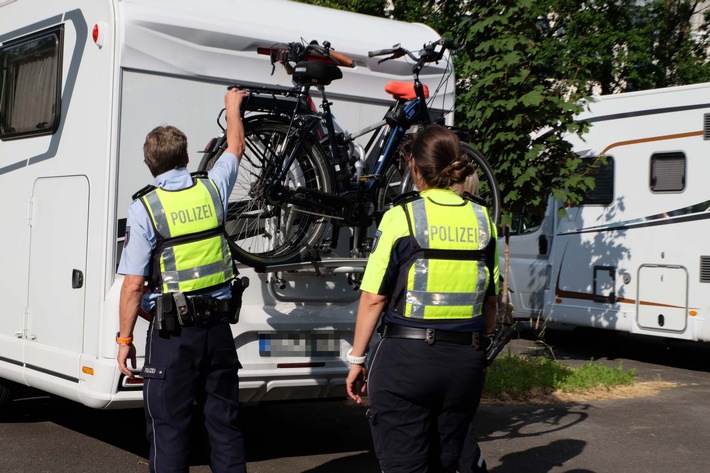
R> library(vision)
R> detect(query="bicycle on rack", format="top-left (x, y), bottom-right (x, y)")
top-left (198, 38), bottom-right (500, 272)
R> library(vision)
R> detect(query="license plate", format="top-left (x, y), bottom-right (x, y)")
top-left (259, 331), bottom-right (340, 357)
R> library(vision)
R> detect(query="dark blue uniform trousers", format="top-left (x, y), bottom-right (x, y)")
top-left (367, 336), bottom-right (488, 473)
top-left (142, 320), bottom-right (246, 473)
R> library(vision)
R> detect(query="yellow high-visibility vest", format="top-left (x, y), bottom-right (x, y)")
top-left (140, 177), bottom-right (234, 294)
top-left (390, 196), bottom-right (492, 321)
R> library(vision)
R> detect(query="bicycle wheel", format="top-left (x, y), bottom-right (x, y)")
top-left (378, 142), bottom-right (500, 224)
top-left (201, 118), bottom-right (334, 269)
top-left (461, 143), bottom-right (501, 224)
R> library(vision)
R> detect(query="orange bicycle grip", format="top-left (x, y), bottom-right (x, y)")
top-left (329, 50), bottom-right (355, 68)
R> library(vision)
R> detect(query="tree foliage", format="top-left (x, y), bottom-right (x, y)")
top-left (532, 0), bottom-right (710, 95)
top-left (297, 0), bottom-right (710, 219)
top-left (453, 0), bottom-right (591, 219)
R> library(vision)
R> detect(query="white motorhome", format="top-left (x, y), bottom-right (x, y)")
top-left (505, 82), bottom-right (710, 342)
top-left (0, 0), bottom-right (453, 408)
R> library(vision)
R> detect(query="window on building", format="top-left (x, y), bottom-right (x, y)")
top-left (0, 25), bottom-right (63, 140)
top-left (650, 152), bottom-right (686, 192)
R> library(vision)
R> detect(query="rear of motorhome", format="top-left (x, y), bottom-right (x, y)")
top-left (505, 82), bottom-right (710, 342)
top-left (0, 0), bottom-right (453, 408)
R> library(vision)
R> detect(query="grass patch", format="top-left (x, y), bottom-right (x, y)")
top-left (484, 353), bottom-right (636, 401)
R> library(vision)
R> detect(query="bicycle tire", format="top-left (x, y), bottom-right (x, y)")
top-left (461, 143), bottom-right (501, 224)
top-left (378, 142), bottom-right (500, 224)
top-left (201, 118), bottom-right (334, 269)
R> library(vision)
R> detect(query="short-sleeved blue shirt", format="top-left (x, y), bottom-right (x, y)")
top-left (117, 152), bottom-right (239, 311)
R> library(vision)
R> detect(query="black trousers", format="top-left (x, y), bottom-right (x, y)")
top-left (367, 336), bottom-right (487, 473)
top-left (141, 320), bottom-right (246, 473)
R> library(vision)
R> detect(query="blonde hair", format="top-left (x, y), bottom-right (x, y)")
top-left (452, 172), bottom-right (479, 196)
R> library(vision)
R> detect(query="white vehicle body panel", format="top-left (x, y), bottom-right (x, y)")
top-left (0, 0), bottom-right (452, 408)
top-left (504, 82), bottom-right (710, 342)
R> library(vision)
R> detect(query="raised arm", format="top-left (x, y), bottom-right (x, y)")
top-left (224, 88), bottom-right (248, 159)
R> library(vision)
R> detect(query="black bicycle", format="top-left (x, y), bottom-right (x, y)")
top-left (199, 38), bottom-right (500, 271)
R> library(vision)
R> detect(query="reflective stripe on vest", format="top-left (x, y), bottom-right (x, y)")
top-left (142, 179), bottom-right (225, 238)
top-left (141, 178), bottom-right (234, 294)
top-left (402, 197), bottom-right (491, 320)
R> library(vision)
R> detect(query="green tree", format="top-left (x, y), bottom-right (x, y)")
top-left (297, 0), bottom-right (710, 219)
top-left (297, 0), bottom-right (464, 38)
top-left (532, 0), bottom-right (710, 95)
top-left (640, 0), bottom-right (710, 89)
top-left (454, 0), bottom-right (592, 219)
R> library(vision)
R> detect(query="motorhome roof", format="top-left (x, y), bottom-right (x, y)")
top-left (120, 0), bottom-right (439, 49)
top-left (578, 81), bottom-right (710, 121)
top-left (119, 0), bottom-right (448, 102)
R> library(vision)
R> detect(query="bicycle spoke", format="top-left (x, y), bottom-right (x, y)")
top-left (208, 119), bottom-right (332, 264)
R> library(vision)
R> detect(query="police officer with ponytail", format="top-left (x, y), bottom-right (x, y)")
top-left (117, 88), bottom-right (248, 473)
top-left (346, 124), bottom-right (499, 473)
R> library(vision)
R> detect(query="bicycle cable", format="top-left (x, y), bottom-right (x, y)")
top-left (426, 49), bottom-right (456, 118)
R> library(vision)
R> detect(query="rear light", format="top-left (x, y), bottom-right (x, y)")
top-left (125, 376), bottom-right (144, 386)
top-left (120, 371), bottom-right (144, 389)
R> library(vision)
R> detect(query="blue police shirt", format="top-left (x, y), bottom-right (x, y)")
top-left (117, 152), bottom-right (239, 312)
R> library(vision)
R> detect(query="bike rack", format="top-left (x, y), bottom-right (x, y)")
top-left (254, 257), bottom-right (368, 276)
top-left (243, 257), bottom-right (369, 304)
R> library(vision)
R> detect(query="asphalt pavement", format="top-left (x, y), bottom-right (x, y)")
top-left (474, 325), bottom-right (710, 473)
top-left (2, 324), bottom-right (710, 472)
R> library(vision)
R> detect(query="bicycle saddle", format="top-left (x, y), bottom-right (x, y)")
top-left (385, 81), bottom-right (430, 100)
top-left (292, 61), bottom-right (343, 86)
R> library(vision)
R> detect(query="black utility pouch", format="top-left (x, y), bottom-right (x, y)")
top-left (173, 292), bottom-right (194, 326)
top-left (229, 277), bottom-right (250, 324)
top-left (156, 293), bottom-right (178, 332)
top-left (189, 296), bottom-right (211, 325)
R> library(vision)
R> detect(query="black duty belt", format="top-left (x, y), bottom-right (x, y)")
top-left (382, 323), bottom-right (489, 349)
top-left (190, 296), bottom-right (231, 315)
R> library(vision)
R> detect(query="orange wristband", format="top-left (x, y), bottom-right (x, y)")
top-left (116, 332), bottom-right (133, 345)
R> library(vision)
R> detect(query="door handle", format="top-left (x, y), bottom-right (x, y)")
top-left (72, 269), bottom-right (84, 289)
top-left (538, 235), bottom-right (548, 255)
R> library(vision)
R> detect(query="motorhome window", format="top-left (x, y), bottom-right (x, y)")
top-left (580, 157), bottom-right (614, 205)
top-left (650, 152), bottom-right (685, 192)
top-left (0, 25), bottom-right (63, 140)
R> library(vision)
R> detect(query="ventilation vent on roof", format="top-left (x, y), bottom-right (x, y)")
top-left (701, 256), bottom-right (710, 283)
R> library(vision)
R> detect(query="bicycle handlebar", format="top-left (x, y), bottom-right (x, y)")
top-left (368, 37), bottom-right (459, 69)
top-left (328, 50), bottom-right (355, 68)
top-left (257, 40), bottom-right (355, 75)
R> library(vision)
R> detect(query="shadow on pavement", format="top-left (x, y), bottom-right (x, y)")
top-left (516, 323), bottom-right (710, 373)
top-left (491, 439), bottom-right (589, 473)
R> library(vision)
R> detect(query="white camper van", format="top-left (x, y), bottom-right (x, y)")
top-left (0, 0), bottom-right (453, 408)
top-left (505, 82), bottom-right (710, 342)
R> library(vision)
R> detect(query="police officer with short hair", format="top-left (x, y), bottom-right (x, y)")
top-left (346, 124), bottom-right (498, 473)
top-left (117, 88), bottom-right (248, 473)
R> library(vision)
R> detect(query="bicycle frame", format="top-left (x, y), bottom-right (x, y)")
top-left (267, 72), bottom-right (433, 211)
